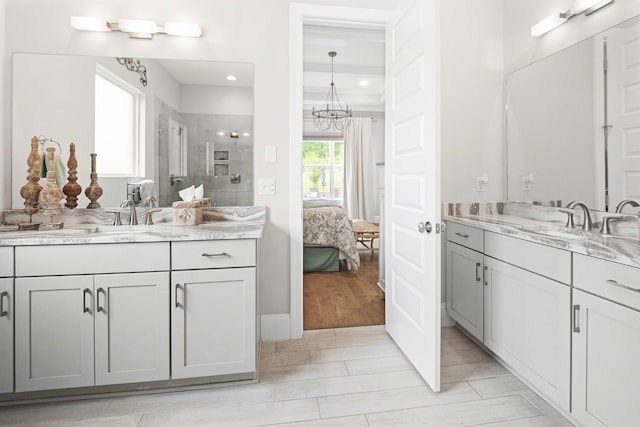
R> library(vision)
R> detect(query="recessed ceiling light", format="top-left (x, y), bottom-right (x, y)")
top-left (226, 75), bottom-right (237, 81)
top-left (359, 80), bottom-right (369, 86)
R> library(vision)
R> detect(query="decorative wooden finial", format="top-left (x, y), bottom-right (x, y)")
top-left (20, 136), bottom-right (43, 215)
top-left (63, 143), bottom-right (82, 209)
top-left (85, 153), bottom-right (103, 208)
top-left (40, 147), bottom-right (64, 214)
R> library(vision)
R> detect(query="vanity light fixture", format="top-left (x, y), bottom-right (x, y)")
top-left (70, 16), bottom-right (202, 39)
top-left (229, 131), bottom-right (239, 139)
top-left (530, 0), bottom-right (614, 37)
top-left (226, 75), bottom-right (237, 81)
top-left (530, 11), bottom-right (570, 37)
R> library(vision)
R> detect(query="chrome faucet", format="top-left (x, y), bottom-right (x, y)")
top-left (120, 200), bottom-right (138, 226)
top-left (615, 199), bottom-right (640, 213)
top-left (566, 201), bottom-right (593, 231)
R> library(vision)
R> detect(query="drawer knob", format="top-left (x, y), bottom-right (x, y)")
top-left (202, 252), bottom-right (230, 257)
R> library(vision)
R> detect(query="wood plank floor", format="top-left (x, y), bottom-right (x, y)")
top-left (0, 326), bottom-right (575, 426)
top-left (303, 250), bottom-right (384, 330)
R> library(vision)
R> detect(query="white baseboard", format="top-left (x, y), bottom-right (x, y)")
top-left (261, 314), bottom-right (291, 341)
top-left (441, 302), bottom-right (456, 327)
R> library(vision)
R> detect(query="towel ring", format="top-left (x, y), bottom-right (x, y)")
top-left (38, 135), bottom-right (62, 153)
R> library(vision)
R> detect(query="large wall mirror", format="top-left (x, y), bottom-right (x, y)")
top-left (11, 53), bottom-right (254, 209)
top-left (506, 13), bottom-right (640, 211)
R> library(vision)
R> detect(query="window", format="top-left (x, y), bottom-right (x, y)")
top-left (302, 140), bottom-right (344, 200)
top-left (94, 65), bottom-right (145, 176)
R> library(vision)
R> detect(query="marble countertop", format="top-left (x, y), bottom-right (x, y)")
top-left (0, 206), bottom-right (265, 246)
top-left (444, 202), bottom-right (640, 269)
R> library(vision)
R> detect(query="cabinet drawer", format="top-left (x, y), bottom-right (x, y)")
top-left (15, 243), bottom-right (169, 277)
top-left (0, 247), bottom-right (13, 277)
top-left (446, 222), bottom-right (483, 252)
top-left (484, 232), bottom-right (570, 284)
top-left (574, 254), bottom-right (640, 311)
top-left (172, 240), bottom-right (256, 270)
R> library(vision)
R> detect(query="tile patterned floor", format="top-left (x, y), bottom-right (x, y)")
top-left (0, 326), bottom-right (575, 426)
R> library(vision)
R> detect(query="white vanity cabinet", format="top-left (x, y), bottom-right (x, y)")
top-left (572, 254), bottom-right (640, 427)
top-left (171, 240), bottom-right (256, 379)
top-left (0, 247), bottom-right (14, 393)
top-left (445, 222), bottom-right (484, 341)
top-left (483, 232), bottom-right (571, 412)
top-left (14, 243), bottom-right (170, 392)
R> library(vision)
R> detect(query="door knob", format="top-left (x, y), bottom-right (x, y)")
top-left (425, 221), bottom-right (432, 233)
top-left (418, 222), bottom-right (425, 233)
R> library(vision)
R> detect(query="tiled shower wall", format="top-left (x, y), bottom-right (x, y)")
top-left (157, 100), bottom-right (253, 207)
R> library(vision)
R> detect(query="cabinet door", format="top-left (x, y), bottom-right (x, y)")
top-left (94, 272), bottom-right (170, 386)
top-left (572, 290), bottom-right (640, 427)
top-left (484, 257), bottom-right (570, 412)
top-left (15, 276), bottom-right (94, 392)
top-left (446, 242), bottom-right (483, 340)
top-left (172, 268), bottom-right (256, 379)
top-left (0, 278), bottom-right (13, 393)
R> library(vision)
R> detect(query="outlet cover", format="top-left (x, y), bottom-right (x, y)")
top-left (258, 178), bottom-right (276, 195)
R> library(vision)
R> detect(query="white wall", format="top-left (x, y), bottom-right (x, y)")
top-left (181, 86), bottom-right (253, 115)
top-left (503, 0), bottom-right (640, 74)
top-left (0, 0), bottom-right (7, 209)
top-left (2, 0), bottom-right (292, 317)
top-left (440, 0), bottom-right (505, 203)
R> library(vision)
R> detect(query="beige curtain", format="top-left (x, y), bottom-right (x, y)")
top-left (344, 117), bottom-right (374, 220)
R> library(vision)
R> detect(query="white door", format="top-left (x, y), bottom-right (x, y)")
top-left (607, 21), bottom-right (640, 207)
top-left (172, 268), bottom-right (256, 379)
top-left (15, 275), bottom-right (95, 392)
top-left (94, 272), bottom-right (170, 386)
top-left (385, 0), bottom-right (441, 391)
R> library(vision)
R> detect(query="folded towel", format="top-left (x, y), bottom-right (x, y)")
top-left (40, 154), bottom-right (67, 188)
top-left (138, 179), bottom-right (159, 208)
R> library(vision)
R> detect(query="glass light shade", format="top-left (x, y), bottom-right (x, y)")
top-left (70, 16), bottom-right (110, 32)
top-left (118, 19), bottom-right (159, 35)
top-left (165, 22), bottom-right (202, 37)
top-left (530, 13), bottom-right (569, 37)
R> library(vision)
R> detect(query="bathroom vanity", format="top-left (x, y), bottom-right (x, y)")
top-left (444, 202), bottom-right (640, 427)
top-left (0, 206), bottom-right (264, 402)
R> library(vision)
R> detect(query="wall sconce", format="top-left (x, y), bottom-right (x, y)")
top-left (70, 16), bottom-right (202, 39)
top-left (530, 0), bottom-right (614, 37)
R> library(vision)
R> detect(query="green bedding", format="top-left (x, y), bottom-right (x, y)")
top-left (303, 246), bottom-right (339, 272)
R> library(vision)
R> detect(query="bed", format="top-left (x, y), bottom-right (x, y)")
top-left (303, 200), bottom-right (360, 272)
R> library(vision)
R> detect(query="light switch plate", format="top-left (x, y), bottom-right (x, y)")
top-left (258, 178), bottom-right (276, 195)
top-left (265, 145), bottom-right (277, 163)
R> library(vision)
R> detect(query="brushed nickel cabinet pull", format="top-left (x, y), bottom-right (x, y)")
top-left (606, 279), bottom-right (640, 293)
top-left (455, 232), bottom-right (469, 238)
top-left (573, 305), bottom-right (581, 333)
top-left (97, 288), bottom-right (105, 313)
top-left (0, 291), bottom-right (8, 317)
top-left (475, 263), bottom-right (482, 282)
top-left (202, 252), bottom-right (229, 257)
top-left (83, 288), bottom-right (91, 314)
top-left (175, 284), bottom-right (182, 308)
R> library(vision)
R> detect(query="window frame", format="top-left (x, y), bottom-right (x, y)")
top-left (94, 64), bottom-right (145, 177)
top-left (302, 138), bottom-right (344, 200)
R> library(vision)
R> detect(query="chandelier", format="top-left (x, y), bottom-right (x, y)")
top-left (312, 51), bottom-right (352, 132)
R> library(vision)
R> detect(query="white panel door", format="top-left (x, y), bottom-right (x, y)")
top-left (607, 20), bottom-right (640, 206)
top-left (94, 272), bottom-right (170, 386)
top-left (385, 0), bottom-right (441, 391)
top-left (172, 268), bottom-right (256, 379)
top-left (573, 289), bottom-right (640, 426)
top-left (0, 278), bottom-right (13, 393)
top-left (15, 275), bottom-right (94, 392)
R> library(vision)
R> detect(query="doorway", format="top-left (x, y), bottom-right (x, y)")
top-left (300, 23), bottom-right (386, 330)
